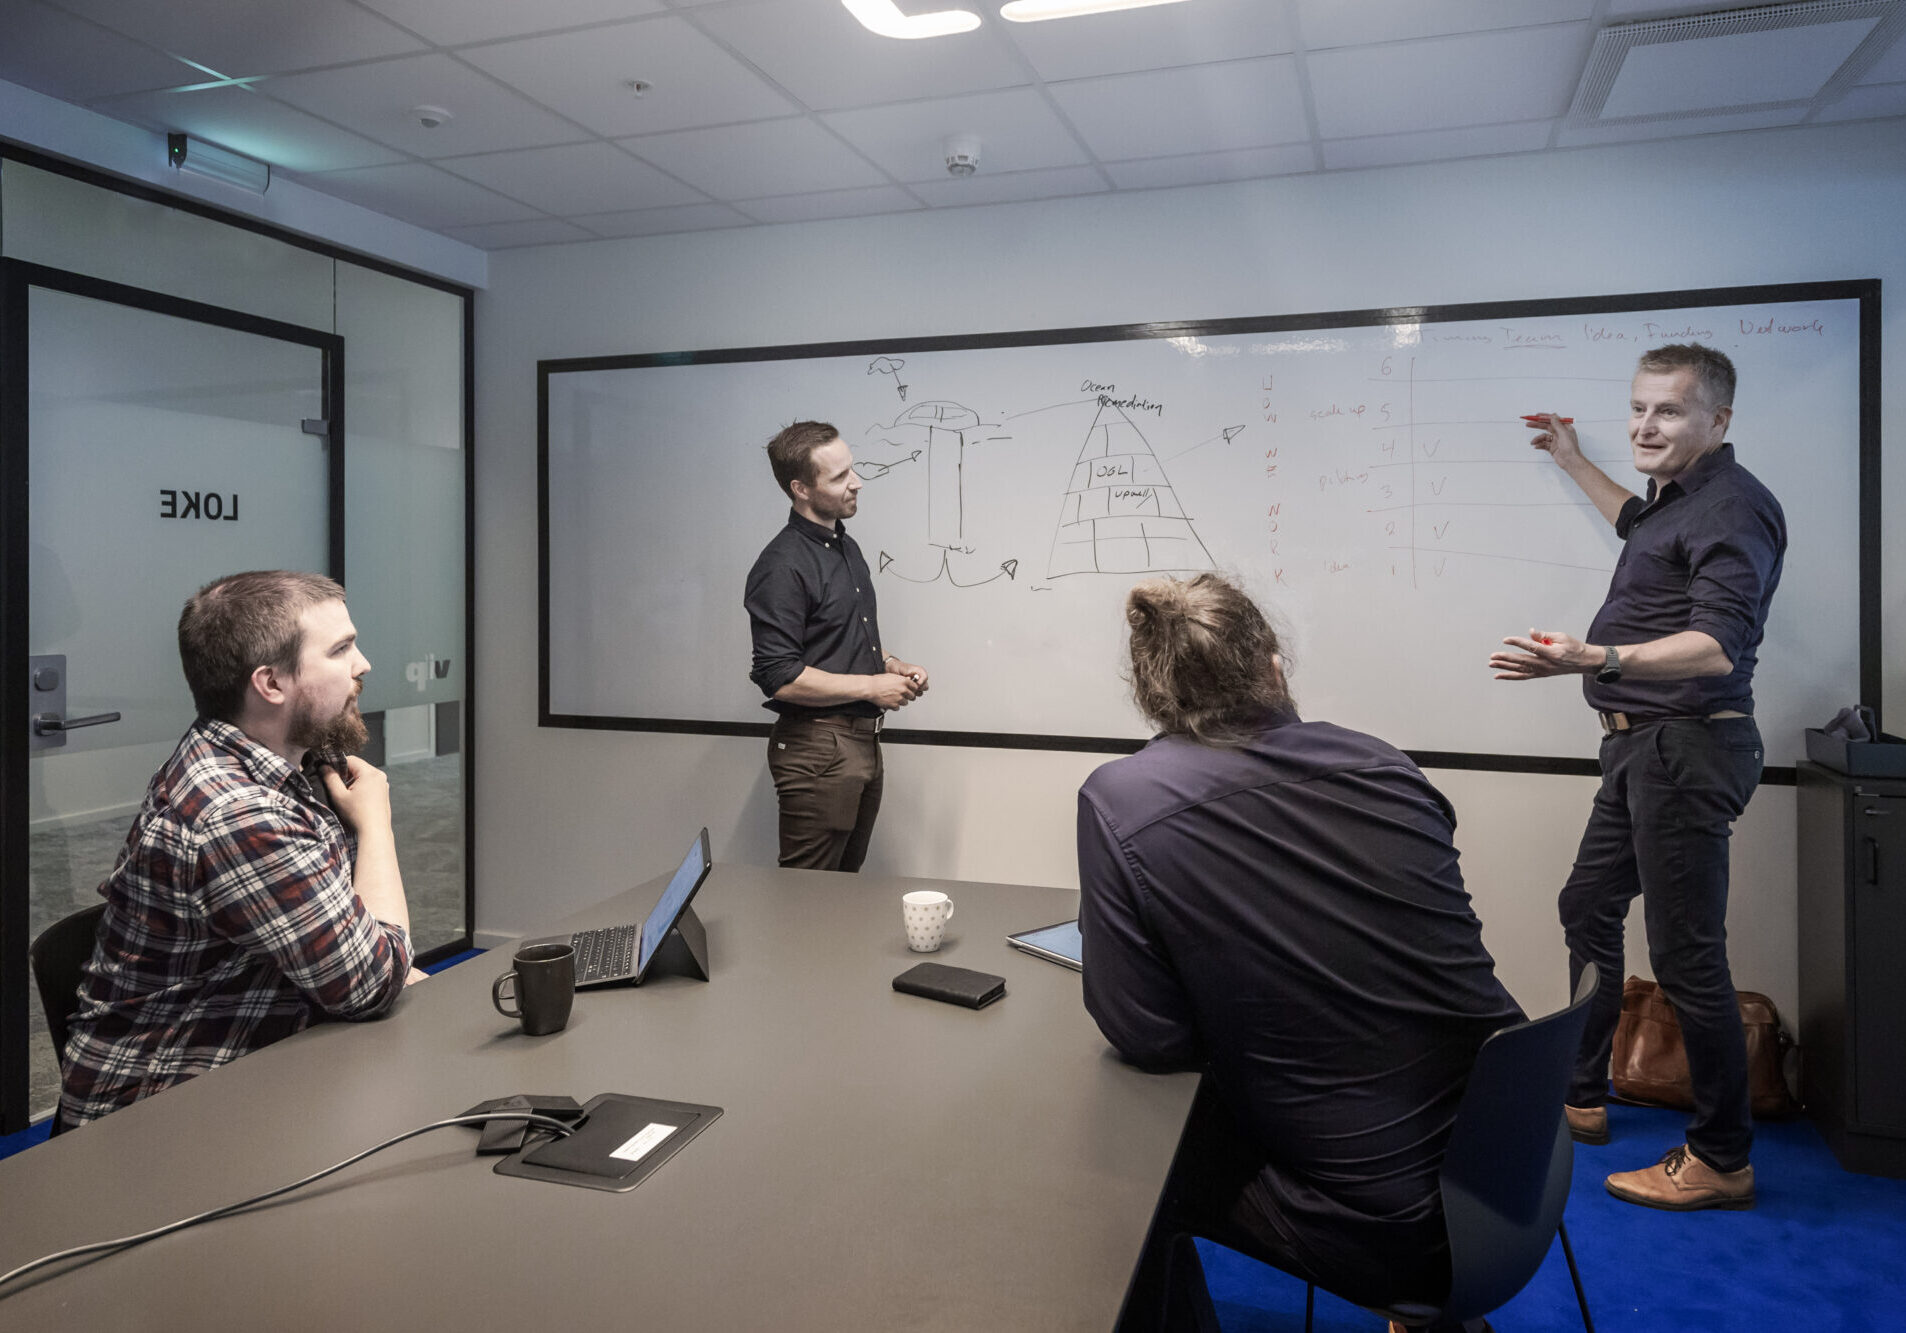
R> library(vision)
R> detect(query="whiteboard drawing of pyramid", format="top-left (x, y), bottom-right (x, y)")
top-left (1046, 401), bottom-right (1215, 578)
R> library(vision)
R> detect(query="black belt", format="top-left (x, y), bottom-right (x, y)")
top-left (776, 713), bottom-right (882, 734)
top-left (1598, 710), bottom-right (1747, 735)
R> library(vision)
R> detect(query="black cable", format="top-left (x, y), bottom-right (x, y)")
top-left (0, 1112), bottom-right (575, 1293)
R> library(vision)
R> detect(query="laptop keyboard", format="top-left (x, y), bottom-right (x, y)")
top-left (572, 924), bottom-right (637, 985)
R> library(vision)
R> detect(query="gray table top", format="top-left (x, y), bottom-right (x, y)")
top-left (0, 864), bottom-right (1198, 1330)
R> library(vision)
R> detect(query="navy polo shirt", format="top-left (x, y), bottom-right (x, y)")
top-left (1583, 443), bottom-right (1785, 717)
top-left (744, 510), bottom-right (885, 719)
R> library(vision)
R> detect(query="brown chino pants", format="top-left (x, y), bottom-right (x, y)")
top-left (767, 714), bottom-right (883, 872)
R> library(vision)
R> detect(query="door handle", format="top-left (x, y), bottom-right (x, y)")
top-left (33, 711), bottom-right (122, 735)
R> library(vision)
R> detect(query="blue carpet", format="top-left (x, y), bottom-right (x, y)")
top-left (421, 947), bottom-right (484, 975)
top-left (1201, 1103), bottom-right (1906, 1331)
top-left (0, 1119), bottom-right (52, 1161)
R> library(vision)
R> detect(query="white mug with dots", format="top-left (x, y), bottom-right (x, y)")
top-left (902, 890), bottom-right (955, 952)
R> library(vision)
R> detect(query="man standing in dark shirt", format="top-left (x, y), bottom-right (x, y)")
top-left (744, 421), bottom-right (930, 871)
top-left (1081, 574), bottom-right (1521, 1329)
top-left (1490, 343), bottom-right (1784, 1211)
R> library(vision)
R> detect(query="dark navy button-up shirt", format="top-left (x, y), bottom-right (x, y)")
top-left (1078, 710), bottom-right (1521, 1278)
top-left (744, 509), bottom-right (885, 718)
top-left (1582, 443), bottom-right (1785, 717)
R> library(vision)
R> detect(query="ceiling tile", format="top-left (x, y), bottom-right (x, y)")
top-left (622, 118), bottom-right (889, 198)
top-left (1049, 56), bottom-right (1308, 159)
top-left (54, 0), bottom-right (426, 76)
top-left (574, 203), bottom-right (755, 237)
top-left (458, 15), bottom-right (796, 136)
top-left (823, 88), bottom-right (1089, 181)
top-left (691, 0), bottom-right (1030, 111)
top-left (1814, 80), bottom-right (1906, 121)
top-left (440, 218), bottom-right (599, 249)
top-left (1297, 0), bottom-right (1592, 51)
top-left (263, 53), bottom-right (587, 157)
top-left (0, 1), bottom-right (198, 103)
top-left (1323, 118), bottom-right (1552, 170)
top-left (356, 0), bottom-right (666, 46)
top-left (1859, 31), bottom-right (1906, 83)
top-left (1000, 0), bottom-right (1294, 82)
top-left (93, 85), bottom-right (409, 173)
top-left (297, 161), bottom-right (542, 228)
top-left (1308, 24), bottom-right (1583, 139)
top-left (440, 142), bottom-right (709, 213)
top-left (732, 186), bottom-right (925, 225)
top-left (1600, 19), bottom-right (1879, 118)
top-left (911, 163), bottom-right (1107, 207)
top-left (1103, 143), bottom-right (1316, 189)
top-left (1554, 104), bottom-right (1808, 147)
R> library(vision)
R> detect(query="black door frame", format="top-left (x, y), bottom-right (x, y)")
top-left (0, 144), bottom-right (478, 1138)
top-left (0, 259), bottom-right (350, 1132)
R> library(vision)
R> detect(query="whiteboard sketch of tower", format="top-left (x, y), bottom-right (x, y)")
top-left (1047, 401), bottom-right (1215, 578)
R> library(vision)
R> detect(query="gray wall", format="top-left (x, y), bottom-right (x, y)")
top-left (476, 120), bottom-right (1906, 1018)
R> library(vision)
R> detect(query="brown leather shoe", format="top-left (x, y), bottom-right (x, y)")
top-left (1565, 1104), bottom-right (1608, 1145)
top-left (1605, 1144), bottom-right (1754, 1211)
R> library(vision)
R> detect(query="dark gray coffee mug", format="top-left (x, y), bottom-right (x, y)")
top-left (492, 943), bottom-right (575, 1035)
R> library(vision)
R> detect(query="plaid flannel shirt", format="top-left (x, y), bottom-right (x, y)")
top-left (58, 718), bottom-right (412, 1127)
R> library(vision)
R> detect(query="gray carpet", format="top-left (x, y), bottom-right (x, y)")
top-left (24, 753), bottom-right (467, 1120)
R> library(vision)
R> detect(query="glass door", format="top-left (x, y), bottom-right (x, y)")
top-left (3, 264), bottom-right (340, 1129)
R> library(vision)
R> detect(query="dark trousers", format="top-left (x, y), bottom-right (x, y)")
top-left (1120, 1080), bottom-right (1452, 1332)
top-left (767, 714), bottom-right (883, 872)
top-left (1560, 716), bottom-right (1764, 1172)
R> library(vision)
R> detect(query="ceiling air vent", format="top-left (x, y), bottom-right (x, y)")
top-left (1570, 0), bottom-right (1905, 125)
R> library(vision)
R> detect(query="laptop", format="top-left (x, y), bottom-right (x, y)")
top-left (530, 828), bottom-right (713, 989)
top-left (1006, 919), bottom-right (1083, 972)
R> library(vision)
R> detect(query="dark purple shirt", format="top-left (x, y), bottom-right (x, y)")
top-left (1583, 443), bottom-right (1785, 717)
top-left (744, 510), bottom-right (885, 719)
top-left (1078, 711), bottom-right (1520, 1267)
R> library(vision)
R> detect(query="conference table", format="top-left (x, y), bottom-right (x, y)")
top-left (0, 864), bottom-right (1200, 1330)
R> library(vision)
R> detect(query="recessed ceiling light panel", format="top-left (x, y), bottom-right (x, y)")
top-left (841, 0), bottom-right (980, 39)
top-left (1000, 0), bottom-right (1189, 21)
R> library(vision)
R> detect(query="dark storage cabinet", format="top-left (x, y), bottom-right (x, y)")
top-left (1796, 761), bottom-right (1906, 1176)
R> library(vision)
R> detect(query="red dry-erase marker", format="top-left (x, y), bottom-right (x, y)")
top-left (1533, 634), bottom-right (1554, 645)
top-left (1520, 414), bottom-right (1575, 424)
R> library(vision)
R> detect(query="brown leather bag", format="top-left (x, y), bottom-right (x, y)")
top-left (1610, 975), bottom-right (1801, 1118)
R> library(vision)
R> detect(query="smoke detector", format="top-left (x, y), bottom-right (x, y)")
top-left (944, 134), bottom-right (981, 176)
top-left (412, 105), bottom-right (453, 130)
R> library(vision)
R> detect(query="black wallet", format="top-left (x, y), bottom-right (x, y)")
top-left (893, 962), bottom-right (1006, 1009)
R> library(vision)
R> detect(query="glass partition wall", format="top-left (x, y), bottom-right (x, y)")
top-left (0, 154), bottom-right (473, 1131)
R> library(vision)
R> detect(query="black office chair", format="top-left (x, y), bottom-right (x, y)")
top-left (1325, 962), bottom-right (1601, 1333)
top-left (29, 902), bottom-right (106, 1133)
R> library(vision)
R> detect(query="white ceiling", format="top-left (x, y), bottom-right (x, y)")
top-left (3, 0), bottom-right (1902, 250)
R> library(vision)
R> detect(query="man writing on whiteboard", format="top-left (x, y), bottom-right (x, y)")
top-left (744, 421), bottom-right (930, 872)
top-left (1489, 344), bottom-right (1785, 1212)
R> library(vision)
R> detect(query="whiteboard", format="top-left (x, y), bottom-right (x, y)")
top-left (541, 284), bottom-right (1876, 769)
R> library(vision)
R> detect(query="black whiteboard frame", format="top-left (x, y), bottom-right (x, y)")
top-left (537, 277), bottom-right (1882, 785)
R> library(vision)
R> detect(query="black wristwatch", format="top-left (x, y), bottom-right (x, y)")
top-left (1595, 645), bottom-right (1623, 685)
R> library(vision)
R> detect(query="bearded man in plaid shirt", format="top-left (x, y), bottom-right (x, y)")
top-left (57, 570), bottom-right (422, 1129)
